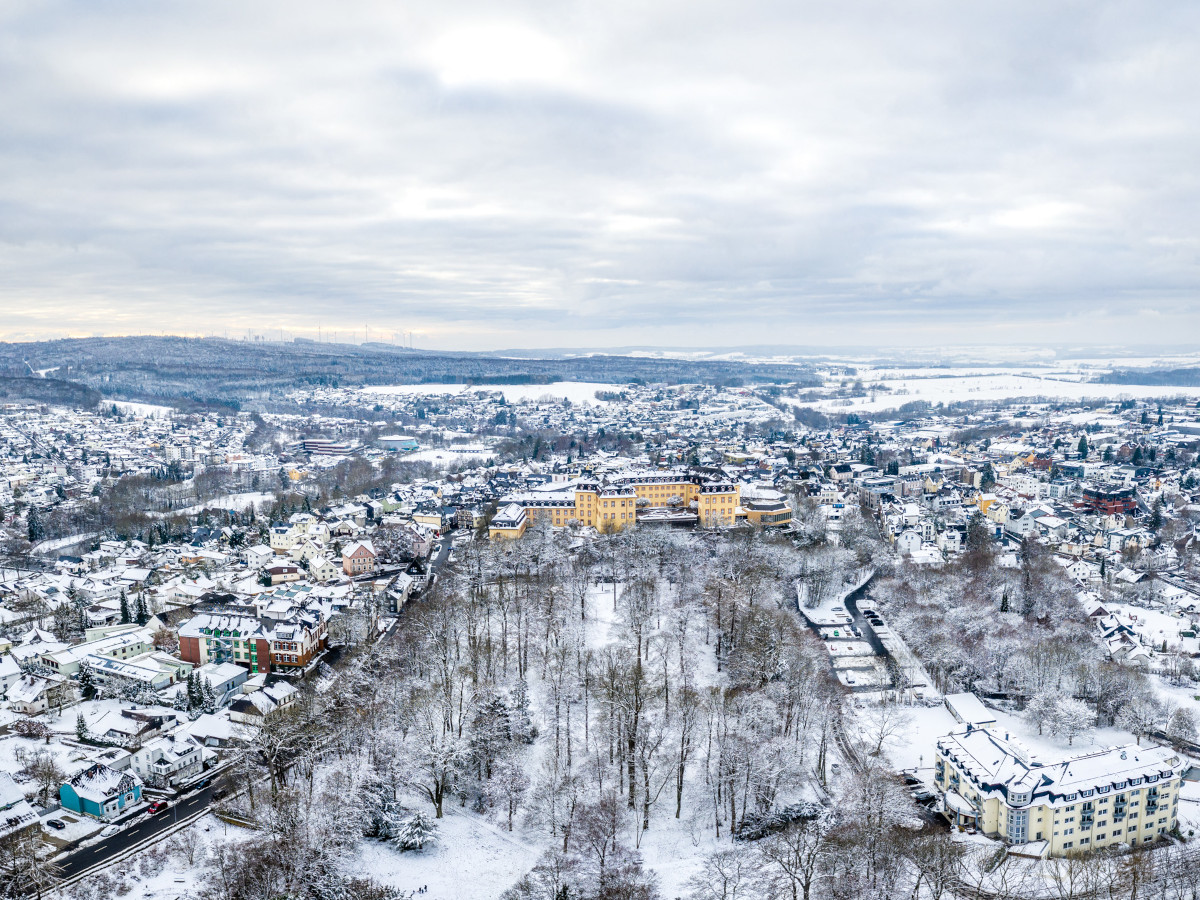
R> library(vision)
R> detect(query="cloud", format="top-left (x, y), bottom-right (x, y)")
top-left (0, 0), bottom-right (1198, 350)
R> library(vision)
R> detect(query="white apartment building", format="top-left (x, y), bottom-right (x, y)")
top-left (936, 724), bottom-right (1183, 857)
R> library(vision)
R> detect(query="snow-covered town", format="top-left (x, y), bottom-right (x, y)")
top-left (0, 358), bottom-right (1198, 899)
top-left (6, 0), bottom-right (1200, 892)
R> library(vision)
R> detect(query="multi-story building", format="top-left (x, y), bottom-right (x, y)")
top-left (270, 524), bottom-right (299, 554)
top-left (936, 725), bottom-right (1183, 856)
top-left (490, 471), bottom-right (741, 538)
top-left (1080, 486), bottom-right (1137, 516)
top-left (341, 539), bottom-right (377, 575)
top-left (131, 734), bottom-right (203, 788)
top-left (178, 607), bottom-right (328, 674)
top-left (488, 503), bottom-right (528, 540)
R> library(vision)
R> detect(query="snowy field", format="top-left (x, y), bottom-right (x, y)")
top-left (354, 810), bottom-right (541, 900)
top-left (178, 491), bottom-right (276, 515)
top-left (805, 372), bottom-right (1200, 414)
top-left (111, 401), bottom-right (175, 417)
top-left (361, 381), bottom-right (618, 405)
top-left (403, 445), bottom-right (497, 466)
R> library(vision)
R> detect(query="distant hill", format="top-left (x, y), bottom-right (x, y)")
top-left (0, 336), bottom-right (820, 408)
top-left (0, 376), bottom-right (101, 407)
top-left (1097, 367), bottom-right (1200, 387)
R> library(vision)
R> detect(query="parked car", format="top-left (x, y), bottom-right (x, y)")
top-left (147, 800), bottom-right (169, 815)
top-left (45, 819), bottom-right (65, 831)
top-left (194, 777), bottom-right (211, 790)
top-left (100, 824), bottom-right (121, 838)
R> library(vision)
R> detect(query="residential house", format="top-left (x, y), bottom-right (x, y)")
top-left (0, 654), bottom-right (21, 697)
top-left (60, 764), bottom-right (143, 820)
top-left (264, 564), bottom-right (302, 585)
top-left (341, 540), bottom-right (377, 576)
top-left (7, 675), bottom-right (51, 715)
top-left (307, 555), bottom-right (340, 584)
top-left (131, 734), bottom-right (203, 788)
top-left (228, 681), bottom-right (299, 724)
top-left (0, 772), bottom-right (38, 840)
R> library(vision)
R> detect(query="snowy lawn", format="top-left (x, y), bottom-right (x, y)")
top-left (0, 733), bottom-right (91, 778)
top-left (354, 809), bottom-right (541, 900)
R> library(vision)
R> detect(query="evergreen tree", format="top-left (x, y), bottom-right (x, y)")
top-left (78, 662), bottom-right (96, 700)
top-left (509, 681), bottom-right (537, 744)
top-left (186, 671), bottom-right (201, 709)
top-left (75, 712), bottom-right (88, 741)
top-left (119, 589), bottom-right (131, 625)
top-left (979, 463), bottom-right (996, 492)
top-left (1077, 435), bottom-right (1088, 457)
top-left (134, 593), bottom-right (148, 625)
top-left (202, 678), bottom-right (217, 714)
top-left (26, 506), bottom-right (44, 544)
top-left (1150, 497), bottom-right (1164, 532)
top-left (999, 591), bottom-right (1009, 613)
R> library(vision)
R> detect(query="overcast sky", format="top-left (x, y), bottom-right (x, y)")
top-left (1, 1), bottom-right (1198, 351)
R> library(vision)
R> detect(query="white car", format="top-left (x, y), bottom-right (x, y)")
top-left (99, 824), bottom-right (121, 838)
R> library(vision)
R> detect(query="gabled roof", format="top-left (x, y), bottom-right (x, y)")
top-left (66, 763), bottom-right (142, 802)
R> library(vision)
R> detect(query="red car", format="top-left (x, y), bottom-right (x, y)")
top-left (147, 801), bottom-right (169, 815)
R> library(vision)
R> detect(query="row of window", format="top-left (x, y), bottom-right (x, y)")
top-left (1061, 823), bottom-right (1169, 849)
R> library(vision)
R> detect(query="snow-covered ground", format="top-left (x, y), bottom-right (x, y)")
top-left (361, 382), bottom-right (619, 406)
top-left (355, 809), bottom-right (540, 900)
top-left (403, 445), bottom-right (497, 466)
top-left (31, 533), bottom-right (98, 554)
top-left (177, 491), bottom-right (276, 515)
top-left (796, 366), bottom-right (1200, 414)
top-left (0, 732), bottom-right (91, 778)
top-left (111, 401), bottom-right (175, 418)
top-left (57, 812), bottom-right (260, 900)
top-left (853, 698), bottom-right (1143, 789)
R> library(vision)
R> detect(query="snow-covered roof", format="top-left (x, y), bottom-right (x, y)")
top-left (66, 763), bottom-right (142, 803)
top-left (944, 692), bottom-right (997, 727)
top-left (938, 725), bottom-right (1183, 807)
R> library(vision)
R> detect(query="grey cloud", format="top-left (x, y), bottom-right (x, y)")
top-left (1, 0), bottom-right (1198, 349)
